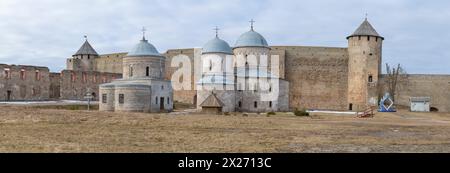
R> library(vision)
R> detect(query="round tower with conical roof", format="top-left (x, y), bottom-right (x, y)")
top-left (347, 18), bottom-right (384, 111)
top-left (67, 37), bottom-right (99, 71)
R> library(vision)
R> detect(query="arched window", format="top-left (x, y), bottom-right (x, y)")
top-left (146, 66), bottom-right (150, 77)
top-left (209, 61), bottom-right (213, 71)
top-left (35, 70), bottom-right (40, 81)
top-left (20, 69), bottom-right (25, 80)
top-left (129, 65), bottom-right (133, 77)
top-left (368, 75), bottom-right (373, 83)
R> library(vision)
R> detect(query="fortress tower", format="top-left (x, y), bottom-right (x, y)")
top-left (67, 37), bottom-right (99, 71)
top-left (347, 18), bottom-right (384, 111)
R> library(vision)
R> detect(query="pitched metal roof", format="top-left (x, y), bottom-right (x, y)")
top-left (200, 93), bottom-right (224, 108)
top-left (347, 19), bottom-right (384, 39)
top-left (74, 40), bottom-right (99, 56)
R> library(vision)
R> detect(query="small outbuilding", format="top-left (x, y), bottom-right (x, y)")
top-left (200, 93), bottom-right (224, 114)
top-left (410, 97), bottom-right (431, 112)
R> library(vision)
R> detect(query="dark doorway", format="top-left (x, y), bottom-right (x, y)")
top-left (6, 90), bottom-right (12, 101)
top-left (160, 97), bottom-right (165, 110)
top-left (193, 95), bottom-right (197, 105)
top-left (431, 107), bottom-right (439, 112)
top-left (349, 103), bottom-right (353, 111)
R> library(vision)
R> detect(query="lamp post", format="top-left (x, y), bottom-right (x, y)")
top-left (84, 92), bottom-right (93, 111)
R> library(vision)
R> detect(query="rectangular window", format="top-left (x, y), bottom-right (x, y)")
top-left (269, 101), bottom-right (272, 108)
top-left (102, 94), bottom-right (107, 103)
top-left (156, 97), bottom-right (159, 104)
top-left (369, 75), bottom-right (373, 83)
top-left (254, 101), bottom-right (258, 108)
top-left (119, 94), bottom-right (124, 104)
top-left (167, 97), bottom-right (170, 104)
top-left (239, 101), bottom-right (242, 108)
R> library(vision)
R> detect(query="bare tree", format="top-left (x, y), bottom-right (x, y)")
top-left (383, 63), bottom-right (408, 102)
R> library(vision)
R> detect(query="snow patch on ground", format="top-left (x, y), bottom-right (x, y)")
top-left (0, 100), bottom-right (98, 105)
top-left (308, 110), bottom-right (357, 115)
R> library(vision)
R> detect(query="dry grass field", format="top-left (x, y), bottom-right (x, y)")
top-left (1, 104), bottom-right (450, 153)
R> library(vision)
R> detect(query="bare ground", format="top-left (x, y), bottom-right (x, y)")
top-left (1, 105), bottom-right (450, 153)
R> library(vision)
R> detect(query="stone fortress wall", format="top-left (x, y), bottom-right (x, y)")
top-left (59, 70), bottom-right (122, 101)
top-left (163, 48), bottom-right (201, 105)
top-left (272, 46), bottom-right (350, 111)
top-left (96, 53), bottom-right (127, 74)
top-left (3, 46), bottom-right (449, 112)
top-left (1, 18), bottom-right (449, 112)
top-left (99, 46), bottom-right (450, 112)
top-left (385, 75), bottom-right (450, 112)
top-left (0, 64), bottom-right (50, 101)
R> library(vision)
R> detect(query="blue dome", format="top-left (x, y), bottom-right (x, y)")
top-left (235, 30), bottom-right (269, 48)
top-left (127, 39), bottom-right (163, 57)
top-left (202, 37), bottom-right (233, 54)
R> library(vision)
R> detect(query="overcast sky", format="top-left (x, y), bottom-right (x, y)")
top-left (0, 0), bottom-right (449, 74)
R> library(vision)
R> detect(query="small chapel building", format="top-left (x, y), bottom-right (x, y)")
top-left (99, 31), bottom-right (173, 113)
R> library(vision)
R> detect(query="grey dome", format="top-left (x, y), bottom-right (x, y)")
top-left (127, 38), bottom-right (163, 57)
top-left (202, 37), bottom-right (233, 55)
top-left (235, 30), bottom-right (269, 48)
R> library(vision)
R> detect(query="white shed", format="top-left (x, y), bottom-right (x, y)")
top-left (410, 97), bottom-right (431, 112)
